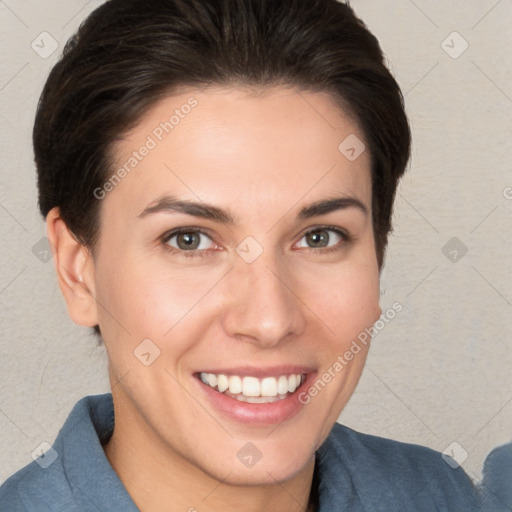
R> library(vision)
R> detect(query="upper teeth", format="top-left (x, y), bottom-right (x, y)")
top-left (200, 372), bottom-right (305, 397)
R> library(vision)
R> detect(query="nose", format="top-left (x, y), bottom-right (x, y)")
top-left (221, 254), bottom-right (307, 348)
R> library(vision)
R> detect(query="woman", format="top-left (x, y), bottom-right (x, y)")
top-left (0, 0), bottom-right (481, 510)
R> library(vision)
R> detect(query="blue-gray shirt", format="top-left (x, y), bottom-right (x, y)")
top-left (0, 393), bottom-right (481, 511)
top-left (479, 442), bottom-right (512, 511)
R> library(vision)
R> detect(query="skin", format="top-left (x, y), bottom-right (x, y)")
top-left (47, 86), bottom-right (382, 512)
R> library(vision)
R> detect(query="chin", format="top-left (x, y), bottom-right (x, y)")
top-left (197, 438), bottom-right (316, 487)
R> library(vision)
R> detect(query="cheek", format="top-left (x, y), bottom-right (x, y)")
top-left (94, 253), bottom-right (224, 347)
top-left (93, 253), bottom-right (163, 346)
top-left (298, 260), bottom-right (381, 346)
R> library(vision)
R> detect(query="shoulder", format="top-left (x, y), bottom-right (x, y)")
top-left (480, 441), bottom-right (512, 511)
top-left (327, 422), bottom-right (457, 476)
top-left (0, 394), bottom-right (114, 512)
top-left (0, 445), bottom-right (76, 512)
top-left (316, 423), bottom-right (481, 511)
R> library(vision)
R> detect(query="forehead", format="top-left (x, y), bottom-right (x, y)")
top-left (107, 86), bottom-right (372, 221)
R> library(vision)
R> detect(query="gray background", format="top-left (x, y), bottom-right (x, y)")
top-left (0, 0), bottom-right (510, 485)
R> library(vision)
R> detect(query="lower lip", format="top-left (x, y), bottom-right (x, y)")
top-left (195, 373), bottom-right (317, 425)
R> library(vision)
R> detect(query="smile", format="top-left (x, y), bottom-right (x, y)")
top-left (198, 372), bottom-right (307, 403)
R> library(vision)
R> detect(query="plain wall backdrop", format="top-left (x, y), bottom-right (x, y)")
top-left (0, 0), bottom-right (510, 486)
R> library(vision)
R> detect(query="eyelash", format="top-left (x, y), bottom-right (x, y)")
top-left (160, 226), bottom-right (352, 258)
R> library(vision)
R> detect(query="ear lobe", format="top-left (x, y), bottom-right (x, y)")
top-left (46, 207), bottom-right (99, 327)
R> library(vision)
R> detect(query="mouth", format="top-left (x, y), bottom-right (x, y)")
top-left (196, 372), bottom-right (307, 404)
top-left (193, 366), bottom-right (316, 424)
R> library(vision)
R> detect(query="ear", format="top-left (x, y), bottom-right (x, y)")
top-left (46, 207), bottom-right (99, 327)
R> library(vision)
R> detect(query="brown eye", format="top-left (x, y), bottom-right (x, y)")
top-left (165, 230), bottom-right (214, 252)
top-left (297, 228), bottom-right (345, 250)
top-left (305, 229), bottom-right (330, 248)
top-left (176, 232), bottom-right (200, 250)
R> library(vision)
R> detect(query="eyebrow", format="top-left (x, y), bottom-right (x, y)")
top-left (138, 195), bottom-right (368, 223)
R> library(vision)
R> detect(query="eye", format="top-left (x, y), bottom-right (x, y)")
top-left (163, 229), bottom-right (216, 252)
top-left (296, 227), bottom-right (348, 251)
top-left (161, 226), bottom-right (350, 257)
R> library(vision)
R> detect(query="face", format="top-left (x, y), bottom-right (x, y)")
top-left (90, 86), bottom-right (381, 485)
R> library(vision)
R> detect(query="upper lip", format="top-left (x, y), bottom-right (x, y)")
top-left (195, 365), bottom-right (316, 378)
